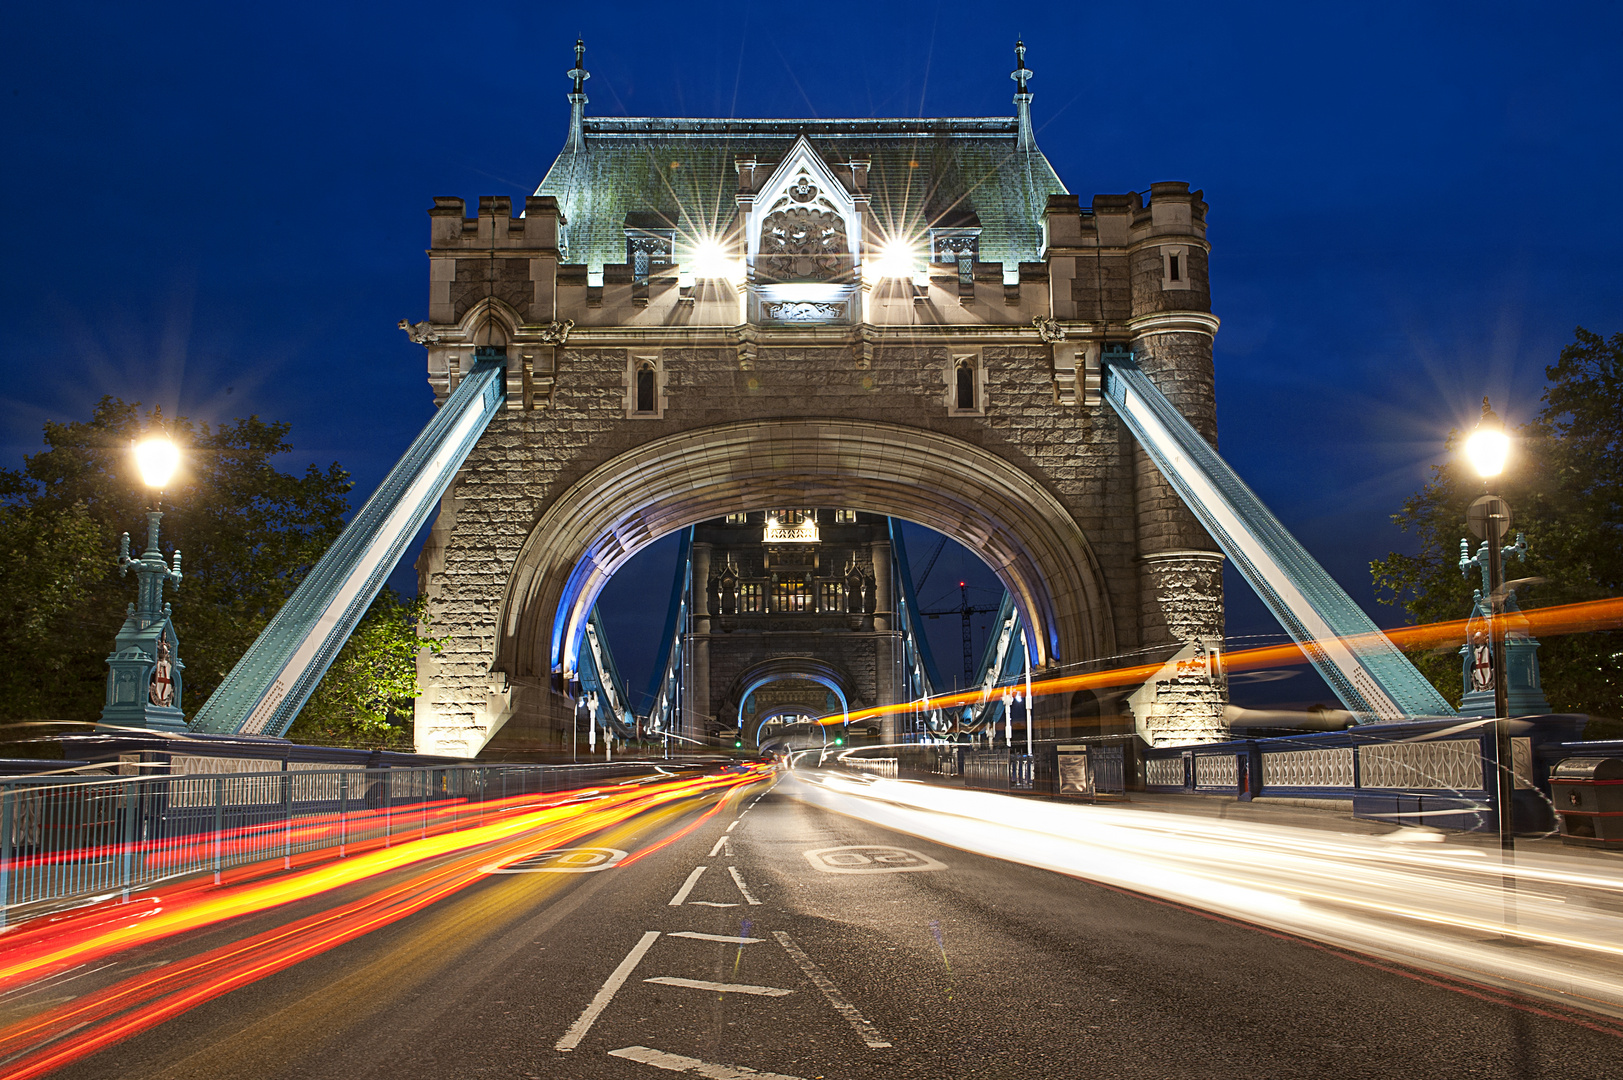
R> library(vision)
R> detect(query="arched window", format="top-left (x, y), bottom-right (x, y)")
top-left (635, 362), bottom-right (656, 413)
top-left (955, 359), bottom-right (976, 411)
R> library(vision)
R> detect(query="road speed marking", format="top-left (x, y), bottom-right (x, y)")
top-left (484, 847), bottom-right (627, 874)
top-left (801, 845), bottom-right (947, 874)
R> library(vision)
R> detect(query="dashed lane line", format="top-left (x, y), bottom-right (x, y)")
top-left (555, 930), bottom-right (660, 1052)
top-left (644, 977), bottom-right (793, 997)
top-left (772, 931), bottom-right (891, 1049)
top-left (668, 932), bottom-right (764, 944)
top-left (727, 866), bottom-right (762, 905)
top-left (725, 820), bottom-right (740, 832)
top-left (608, 1046), bottom-right (809, 1079)
top-left (668, 866), bottom-right (708, 906)
top-left (707, 835), bottom-right (732, 858)
top-left (687, 901), bottom-right (738, 908)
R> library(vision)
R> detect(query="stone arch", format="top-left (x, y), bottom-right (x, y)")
top-left (723, 656), bottom-right (854, 745)
top-left (494, 417), bottom-right (1115, 689)
top-left (451, 296), bottom-right (522, 345)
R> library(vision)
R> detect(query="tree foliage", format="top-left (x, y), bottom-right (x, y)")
top-left (1372, 328), bottom-right (1623, 722)
top-left (0, 398), bottom-right (351, 723)
top-left (287, 588), bottom-right (441, 748)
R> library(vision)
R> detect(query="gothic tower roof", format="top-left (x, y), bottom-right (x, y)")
top-left (535, 46), bottom-right (1068, 274)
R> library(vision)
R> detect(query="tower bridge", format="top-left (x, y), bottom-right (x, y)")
top-left (190, 41), bottom-right (1455, 755)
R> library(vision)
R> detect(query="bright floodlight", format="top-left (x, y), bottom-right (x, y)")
top-left (134, 436), bottom-right (180, 489)
top-left (1464, 426), bottom-right (1510, 478)
top-left (867, 241), bottom-right (917, 280)
top-left (691, 239), bottom-right (740, 281)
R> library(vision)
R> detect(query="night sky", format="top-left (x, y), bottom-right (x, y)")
top-left (5, 3), bottom-right (1620, 710)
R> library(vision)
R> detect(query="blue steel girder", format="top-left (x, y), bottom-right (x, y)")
top-left (191, 349), bottom-right (509, 736)
top-left (1102, 354), bottom-right (1455, 722)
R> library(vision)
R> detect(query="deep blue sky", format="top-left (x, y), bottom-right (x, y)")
top-left (5, 2), bottom-right (1620, 708)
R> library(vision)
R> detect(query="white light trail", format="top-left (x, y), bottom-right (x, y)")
top-left (788, 772), bottom-right (1623, 1020)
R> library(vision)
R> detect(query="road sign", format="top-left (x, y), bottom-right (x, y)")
top-left (1467, 495), bottom-right (1513, 540)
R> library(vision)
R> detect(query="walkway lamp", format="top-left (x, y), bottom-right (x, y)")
top-left (1463, 402), bottom-right (1515, 849)
top-left (102, 435), bottom-right (187, 732)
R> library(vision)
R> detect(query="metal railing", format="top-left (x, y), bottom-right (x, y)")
top-left (0, 761), bottom-right (668, 926)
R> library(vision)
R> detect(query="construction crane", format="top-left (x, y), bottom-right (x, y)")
top-left (923, 581), bottom-right (1002, 685)
top-left (912, 536), bottom-right (946, 595)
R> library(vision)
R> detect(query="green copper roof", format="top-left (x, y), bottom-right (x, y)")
top-left (535, 117), bottom-right (1068, 273)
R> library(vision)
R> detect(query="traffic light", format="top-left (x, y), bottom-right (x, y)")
top-left (833, 736), bottom-right (844, 746)
top-left (734, 740), bottom-right (743, 748)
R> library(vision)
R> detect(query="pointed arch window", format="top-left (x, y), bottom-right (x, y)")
top-left (636, 361), bottom-right (656, 413)
top-left (956, 359), bottom-right (976, 411)
top-left (627, 353), bottom-right (665, 418)
top-left (947, 351), bottom-right (985, 416)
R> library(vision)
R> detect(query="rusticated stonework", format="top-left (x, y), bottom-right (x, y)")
top-left (410, 101), bottom-right (1228, 757)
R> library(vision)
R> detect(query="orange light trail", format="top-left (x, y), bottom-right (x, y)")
top-left (821, 594), bottom-right (1623, 726)
top-left (0, 765), bottom-right (774, 1080)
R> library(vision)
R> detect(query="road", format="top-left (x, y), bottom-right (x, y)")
top-left (8, 769), bottom-right (1623, 1080)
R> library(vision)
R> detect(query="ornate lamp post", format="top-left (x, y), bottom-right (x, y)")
top-left (101, 436), bottom-right (186, 732)
top-left (1462, 402), bottom-right (1515, 849)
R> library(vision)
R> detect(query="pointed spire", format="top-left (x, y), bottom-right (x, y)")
top-left (1010, 39), bottom-right (1035, 151)
top-left (566, 38), bottom-right (590, 153)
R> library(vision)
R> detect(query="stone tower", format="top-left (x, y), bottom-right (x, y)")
top-left (410, 42), bottom-right (1226, 757)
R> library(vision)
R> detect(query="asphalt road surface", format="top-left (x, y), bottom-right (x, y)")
top-left (21, 771), bottom-right (1623, 1080)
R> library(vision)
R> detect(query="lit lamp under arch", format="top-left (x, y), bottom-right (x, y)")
top-left (101, 434), bottom-right (187, 733)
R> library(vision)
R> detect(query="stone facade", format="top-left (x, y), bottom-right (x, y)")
top-left (411, 48), bottom-right (1227, 757)
top-left (683, 511), bottom-right (901, 746)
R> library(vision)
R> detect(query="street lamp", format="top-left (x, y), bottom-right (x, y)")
top-left (1463, 400), bottom-right (1515, 850)
top-left (102, 434), bottom-right (186, 732)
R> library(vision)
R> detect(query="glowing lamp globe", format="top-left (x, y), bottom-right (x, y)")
top-left (134, 437), bottom-right (181, 490)
top-left (691, 239), bottom-right (740, 281)
top-left (1464, 427), bottom-right (1510, 479)
top-left (867, 241), bottom-right (917, 280)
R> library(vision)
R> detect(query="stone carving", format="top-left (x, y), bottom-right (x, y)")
top-left (399, 319), bottom-right (444, 345)
top-left (759, 206), bottom-right (847, 281)
top-left (1032, 316), bottom-right (1065, 343)
top-left (718, 561), bottom-right (738, 615)
top-left (764, 301), bottom-right (845, 322)
top-left (537, 319), bottom-right (574, 346)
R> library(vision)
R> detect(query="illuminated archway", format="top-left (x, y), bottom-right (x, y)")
top-left (495, 418), bottom-right (1114, 692)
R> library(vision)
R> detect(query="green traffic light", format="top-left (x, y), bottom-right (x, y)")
top-left (834, 737), bottom-right (844, 746)
top-left (734, 741), bottom-right (742, 748)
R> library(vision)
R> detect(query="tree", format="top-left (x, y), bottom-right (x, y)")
top-left (287, 588), bottom-right (442, 747)
top-left (1372, 328), bottom-right (1623, 724)
top-left (0, 398), bottom-right (351, 724)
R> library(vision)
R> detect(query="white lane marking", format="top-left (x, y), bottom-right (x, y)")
top-left (668, 932), bottom-right (764, 944)
top-left (608, 1045), bottom-right (809, 1079)
top-left (726, 820), bottom-right (740, 833)
top-left (485, 847), bottom-right (627, 874)
top-left (801, 845), bottom-right (946, 875)
top-left (668, 866), bottom-right (708, 906)
top-left (727, 866), bottom-right (761, 905)
top-left (688, 901), bottom-right (738, 907)
top-left (772, 931), bottom-right (891, 1049)
top-left (644, 977), bottom-right (793, 997)
top-left (555, 931), bottom-right (661, 1051)
top-left (707, 835), bottom-right (732, 858)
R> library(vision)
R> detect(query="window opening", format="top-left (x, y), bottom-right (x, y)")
top-left (635, 362), bottom-right (656, 413)
top-left (956, 360), bottom-right (976, 411)
top-left (738, 582), bottom-right (765, 613)
top-left (773, 576), bottom-right (813, 612)
top-left (1169, 253), bottom-right (1181, 282)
